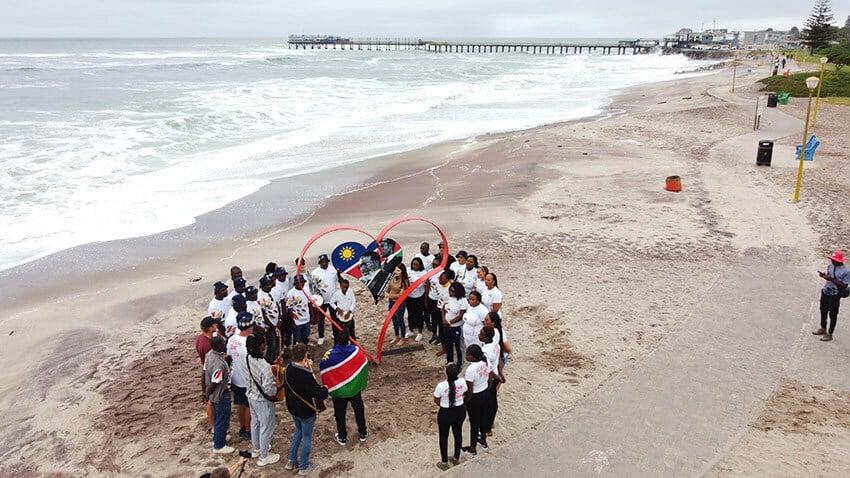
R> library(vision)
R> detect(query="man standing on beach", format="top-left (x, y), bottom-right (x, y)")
top-left (290, 258), bottom-right (313, 295)
top-left (244, 286), bottom-right (263, 329)
top-left (312, 253), bottom-right (342, 345)
top-left (286, 275), bottom-right (312, 345)
top-left (416, 242), bottom-right (435, 271)
top-left (320, 330), bottom-right (369, 446)
top-left (197, 316), bottom-right (218, 435)
top-left (209, 282), bottom-right (231, 323)
top-left (271, 267), bottom-right (292, 348)
top-left (813, 251), bottom-right (850, 342)
top-left (224, 295), bottom-right (248, 338)
top-left (259, 275), bottom-right (281, 363)
top-left (228, 311), bottom-right (254, 441)
top-left (205, 335), bottom-right (234, 454)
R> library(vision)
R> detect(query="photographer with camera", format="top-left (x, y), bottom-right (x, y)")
top-left (200, 452), bottom-right (249, 478)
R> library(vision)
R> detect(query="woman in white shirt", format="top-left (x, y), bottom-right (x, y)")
top-left (462, 291), bottom-right (488, 350)
top-left (461, 345), bottom-right (490, 456)
top-left (484, 312), bottom-right (512, 369)
top-left (433, 363), bottom-right (467, 470)
top-left (406, 257), bottom-right (428, 342)
top-left (442, 282), bottom-right (468, 367)
top-left (426, 258), bottom-right (445, 345)
top-left (480, 273), bottom-right (503, 316)
top-left (474, 266), bottom-right (489, 294)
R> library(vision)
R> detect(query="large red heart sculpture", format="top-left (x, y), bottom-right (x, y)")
top-left (294, 216), bottom-right (449, 364)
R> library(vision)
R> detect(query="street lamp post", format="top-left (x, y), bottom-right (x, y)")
top-left (812, 56), bottom-right (828, 126)
top-left (731, 48), bottom-right (739, 94)
top-left (794, 76), bottom-right (821, 203)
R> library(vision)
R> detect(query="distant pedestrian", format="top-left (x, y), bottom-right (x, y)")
top-left (433, 363), bottom-right (467, 471)
top-left (320, 330), bottom-right (369, 447)
top-left (813, 251), bottom-right (850, 341)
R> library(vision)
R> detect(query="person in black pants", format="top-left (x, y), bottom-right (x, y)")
top-left (442, 282), bottom-right (467, 367)
top-left (433, 363), bottom-right (467, 471)
top-left (461, 345), bottom-right (489, 457)
top-left (813, 251), bottom-right (850, 341)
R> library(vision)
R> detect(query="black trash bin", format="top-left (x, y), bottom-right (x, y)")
top-left (757, 140), bottom-right (774, 166)
top-left (767, 93), bottom-right (778, 107)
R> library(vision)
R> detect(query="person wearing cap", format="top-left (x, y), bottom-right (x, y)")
top-left (233, 277), bottom-right (248, 297)
top-left (205, 335), bottom-right (234, 454)
top-left (197, 316), bottom-right (219, 436)
top-left (258, 275), bottom-right (281, 363)
top-left (813, 251), bottom-right (850, 341)
top-left (312, 253), bottom-right (343, 345)
top-left (244, 286), bottom-right (263, 330)
top-left (286, 275), bottom-right (313, 346)
top-left (223, 294), bottom-right (248, 339)
top-left (227, 311), bottom-right (255, 442)
top-left (209, 282), bottom-right (231, 323)
top-left (271, 267), bottom-right (293, 347)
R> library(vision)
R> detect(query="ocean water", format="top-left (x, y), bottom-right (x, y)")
top-left (0, 38), bottom-right (720, 272)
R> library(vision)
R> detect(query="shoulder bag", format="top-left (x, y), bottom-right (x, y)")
top-left (284, 366), bottom-right (326, 413)
top-left (247, 357), bottom-right (280, 402)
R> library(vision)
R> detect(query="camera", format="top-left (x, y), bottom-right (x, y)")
top-left (238, 450), bottom-right (252, 458)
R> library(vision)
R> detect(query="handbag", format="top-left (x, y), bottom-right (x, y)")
top-left (247, 357), bottom-right (280, 402)
top-left (840, 287), bottom-right (850, 299)
top-left (284, 366), bottom-right (326, 413)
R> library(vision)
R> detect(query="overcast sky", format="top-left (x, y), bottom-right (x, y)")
top-left (0, 0), bottom-right (845, 39)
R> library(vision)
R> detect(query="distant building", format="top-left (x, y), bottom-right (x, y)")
top-left (740, 28), bottom-right (800, 50)
top-left (663, 28), bottom-right (739, 49)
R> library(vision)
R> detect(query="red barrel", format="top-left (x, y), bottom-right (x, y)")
top-left (665, 175), bottom-right (682, 192)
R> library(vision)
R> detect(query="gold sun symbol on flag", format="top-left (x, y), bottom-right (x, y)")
top-left (339, 246), bottom-right (356, 261)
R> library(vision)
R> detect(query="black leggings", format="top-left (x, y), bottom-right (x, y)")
top-left (466, 391), bottom-right (487, 449)
top-left (481, 379), bottom-right (499, 434)
top-left (438, 406), bottom-right (465, 462)
top-left (406, 295), bottom-right (426, 332)
top-left (426, 297), bottom-right (442, 337)
top-left (820, 291), bottom-right (841, 334)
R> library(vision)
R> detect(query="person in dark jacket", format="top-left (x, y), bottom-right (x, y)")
top-left (284, 343), bottom-right (328, 475)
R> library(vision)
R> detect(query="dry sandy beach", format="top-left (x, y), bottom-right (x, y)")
top-left (1, 55), bottom-right (849, 477)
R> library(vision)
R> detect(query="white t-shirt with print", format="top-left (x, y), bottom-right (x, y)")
top-left (227, 333), bottom-right (249, 388)
top-left (462, 303), bottom-right (488, 348)
top-left (482, 341), bottom-right (501, 374)
top-left (433, 378), bottom-right (468, 408)
top-left (285, 288), bottom-right (312, 326)
top-left (481, 286), bottom-right (503, 313)
top-left (408, 269), bottom-right (427, 298)
top-left (208, 298), bottom-right (230, 322)
top-left (428, 274), bottom-right (442, 301)
top-left (464, 360), bottom-right (491, 394)
top-left (246, 300), bottom-right (264, 328)
top-left (457, 267), bottom-right (477, 296)
top-left (258, 290), bottom-right (279, 327)
top-left (312, 266), bottom-right (339, 303)
top-left (450, 261), bottom-right (466, 280)
top-left (444, 297), bottom-right (468, 328)
top-left (223, 308), bottom-right (240, 338)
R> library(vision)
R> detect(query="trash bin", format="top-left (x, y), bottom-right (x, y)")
top-left (757, 140), bottom-right (773, 166)
top-left (767, 93), bottom-right (778, 107)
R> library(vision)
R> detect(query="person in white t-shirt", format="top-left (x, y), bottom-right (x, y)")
top-left (270, 267), bottom-right (291, 346)
top-left (432, 269), bottom-right (454, 353)
top-left (312, 253), bottom-right (341, 346)
top-left (224, 294), bottom-right (248, 338)
top-left (479, 326), bottom-right (504, 443)
top-left (474, 266), bottom-right (488, 294)
top-left (244, 286), bottom-right (264, 330)
top-left (450, 250), bottom-right (468, 279)
top-left (415, 242), bottom-right (436, 272)
top-left (442, 282), bottom-right (468, 367)
top-left (330, 278), bottom-right (357, 340)
top-left (461, 345), bottom-right (490, 456)
top-left (457, 258), bottom-right (478, 298)
top-left (227, 311), bottom-right (255, 442)
top-left (289, 258), bottom-right (313, 295)
top-left (285, 275), bottom-right (312, 346)
top-left (462, 291), bottom-right (488, 350)
top-left (480, 273), bottom-right (503, 316)
top-left (484, 312), bottom-right (512, 369)
top-left (433, 363), bottom-right (467, 471)
top-left (209, 281), bottom-right (231, 323)
top-left (407, 257), bottom-right (428, 342)
top-left (258, 275), bottom-right (281, 363)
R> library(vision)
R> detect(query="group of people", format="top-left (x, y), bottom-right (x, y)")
top-left (197, 255), bottom-right (367, 475)
top-left (196, 240), bottom-right (514, 474)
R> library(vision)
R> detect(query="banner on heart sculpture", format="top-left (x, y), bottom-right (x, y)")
top-left (331, 238), bottom-right (403, 303)
top-left (319, 343), bottom-right (369, 398)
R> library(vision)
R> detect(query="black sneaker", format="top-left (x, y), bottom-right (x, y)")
top-left (238, 428), bottom-right (251, 441)
top-left (359, 430), bottom-right (368, 442)
top-left (428, 336), bottom-right (437, 345)
top-left (478, 438), bottom-right (489, 449)
top-left (461, 446), bottom-right (477, 456)
top-left (334, 433), bottom-right (347, 446)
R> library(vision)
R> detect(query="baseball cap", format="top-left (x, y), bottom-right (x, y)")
top-left (234, 277), bottom-right (247, 287)
top-left (236, 311), bottom-right (254, 330)
top-left (259, 276), bottom-right (273, 287)
top-left (456, 250), bottom-right (468, 258)
top-left (274, 266), bottom-right (288, 277)
top-left (318, 254), bottom-right (330, 263)
top-left (231, 294), bottom-right (247, 307)
top-left (200, 316), bottom-right (218, 330)
top-left (213, 281), bottom-right (227, 292)
top-left (244, 286), bottom-right (258, 296)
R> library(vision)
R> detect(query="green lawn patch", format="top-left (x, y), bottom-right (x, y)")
top-left (758, 70), bottom-right (850, 97)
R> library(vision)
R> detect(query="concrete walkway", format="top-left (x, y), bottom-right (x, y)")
top-left (456, 256), bottom-right (815, 477)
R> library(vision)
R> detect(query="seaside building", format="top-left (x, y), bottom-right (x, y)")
top-left (663, 28), bottom-right (739, 49)
top-left (740, 28), bottom-right (800, 50)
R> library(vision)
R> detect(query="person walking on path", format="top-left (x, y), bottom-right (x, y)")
top-left (433, 363), bottom-right (467, 471)
top-left (813, 251), bottom-right (850, 341)
top-left (204, 335), bottom-right (233, 454)
top-left (245, 332), bottom-right (280, 466)
top-left (284, 343), bottom-right (329, 475)
top-left (319, 330), bottom-right (369, 446)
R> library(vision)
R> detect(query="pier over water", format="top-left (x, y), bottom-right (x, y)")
top-left (287, 36), bottom-right (658, 55)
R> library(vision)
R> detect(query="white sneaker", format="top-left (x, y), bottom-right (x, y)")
top-left (298, 463), bottom-right (317, 475)
top-left (213, 445), bottom-right (235, 454)
top-left (415, 333), bottom-right (423, 341)
top-left (317, 337), bottom-right (324, 345)
top-left (258, 452), bottom-right (280, 466)
top-left (285, 459), bottom-right (296, 470)
top-left (405, 331), bottom-right (414, 338)
top-left (252, 449), bottom-right (259, 458)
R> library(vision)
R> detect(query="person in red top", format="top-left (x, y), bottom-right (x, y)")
top-left (197, 316), bottom-right (218, 435)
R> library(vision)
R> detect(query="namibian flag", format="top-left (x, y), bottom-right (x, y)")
top-left (332, 241), bottom-right (367, 279)
top-left (319, 344), bottom-right (369, 398)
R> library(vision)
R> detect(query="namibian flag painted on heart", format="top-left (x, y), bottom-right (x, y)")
top-left (319, 344), bottom-right (369, 398)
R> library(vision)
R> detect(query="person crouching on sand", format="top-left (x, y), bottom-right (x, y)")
top-left (434, 363), bottom-right (467, 471)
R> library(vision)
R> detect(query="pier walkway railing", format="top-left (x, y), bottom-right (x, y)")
top-left (287, 38), bottom-right (655, 55)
